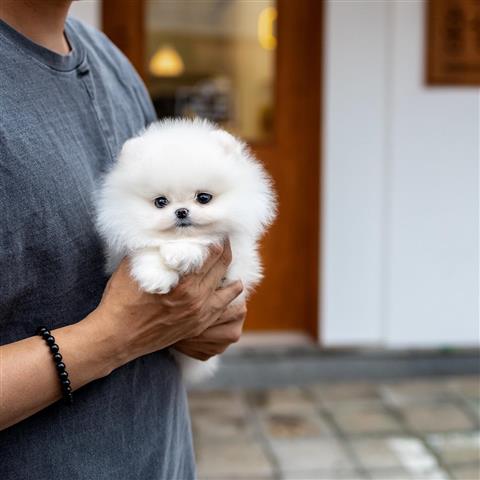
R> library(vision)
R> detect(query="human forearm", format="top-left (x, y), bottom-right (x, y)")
top-left (0, 310), bottom-right (122, 431)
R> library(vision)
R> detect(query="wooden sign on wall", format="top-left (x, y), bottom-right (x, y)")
top-left (427, 0), bottom-right (480, 85)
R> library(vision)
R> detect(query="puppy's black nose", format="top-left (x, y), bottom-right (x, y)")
top-left (175, 208), bottom-right (189, 219)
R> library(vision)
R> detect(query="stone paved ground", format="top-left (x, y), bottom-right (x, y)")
top-left (188, 376), bottom-right (480, 480)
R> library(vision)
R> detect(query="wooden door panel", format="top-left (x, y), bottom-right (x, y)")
top-left (248, 0), bottom-right (322, 335)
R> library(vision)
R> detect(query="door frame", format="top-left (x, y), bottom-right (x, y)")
top-left (102, 0), bottom-right (323, 340)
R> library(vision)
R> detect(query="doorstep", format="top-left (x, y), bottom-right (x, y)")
top-left (189, 345), bottom-right (480, 391)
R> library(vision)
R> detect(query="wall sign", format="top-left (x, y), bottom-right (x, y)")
top-left (427, 0), bottom-right (480, 85)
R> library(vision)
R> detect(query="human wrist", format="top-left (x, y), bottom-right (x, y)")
top-left (50, 310), bottom-right (126, 389)
top-left (79, 307), bottom-right (130, 376)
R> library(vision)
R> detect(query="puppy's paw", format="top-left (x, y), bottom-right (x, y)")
top-left (161, 243), bottom-right (207, 274)
top-left (130, 251), bottom-right (179, 294)
top-left (136, 269), bottom-right (179, 294)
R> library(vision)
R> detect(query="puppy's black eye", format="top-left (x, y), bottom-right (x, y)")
top-left (196, 192), bottom-right (212, 204)
top-left (154, 196), bottom-right (169, 208)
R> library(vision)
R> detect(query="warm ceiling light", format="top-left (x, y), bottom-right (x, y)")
top-left (258, 6), bottom-right (277, 51)
top-left (149, 44), bottom-right (185, 77)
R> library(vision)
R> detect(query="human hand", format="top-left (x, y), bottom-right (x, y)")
top-left (89, 241), bottom-right (243, 368)
top-left (174, 299), bottom-right (247, 361)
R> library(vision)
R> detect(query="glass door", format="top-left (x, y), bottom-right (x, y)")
top-left (145, 0), bottom-right (276, 143)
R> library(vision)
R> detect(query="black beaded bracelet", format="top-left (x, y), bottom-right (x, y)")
top-left (36, 326), bottom-right (73, 405)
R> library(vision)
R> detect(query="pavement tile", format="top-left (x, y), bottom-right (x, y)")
top-left (188, 390), bottom-right (247, 416)
top-left (351, 436), bottom-right (454, 479)
top-left (401, 403), bottom-right (475, 434)
top-left (269, 438), bottom-right (356, 475)
top-left (248, 387), bottom-right (318, 415)
top-left (310, 382), bottom-right (380, 406)
top-left (367, 468), bottom-right (417, 479)
top-left (196, 440), bottom-right (274, 479)
top-left (260, 411), bottom-right (333, 439)
top-left (381, 379), bottom-right (458, 406)
top-left (280, 470), bottom-right (364, 479)
top-left (367, 469), bottom-right (448, 480)
top-left (385, 437), bottom-right (450, 480)
top-left (449, 464), bottom-right (480, 480)
top-left (466, 398), bottom-right (480, 420)
top-left (191, 410), bottom-right (255, 443)
top-left (452, 376), bottom-right (480, 401)
top-left (349, 437), bottom-right (408, 470)
top-left (426, 432), bottom-right (480, 465)
top-left (329, 404), bottom-right (403, 435)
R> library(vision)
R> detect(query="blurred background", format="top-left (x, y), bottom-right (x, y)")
top-left (72, 1), bottom-right (479, 479)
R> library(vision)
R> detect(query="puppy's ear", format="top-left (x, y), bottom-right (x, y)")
top-left (210, 130), bottom-right (242, 156)
top-left (117, 136), bottom-right (142, 163)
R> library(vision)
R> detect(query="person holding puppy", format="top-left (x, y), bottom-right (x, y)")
top-left (0, 1), bottom-right (246, 478)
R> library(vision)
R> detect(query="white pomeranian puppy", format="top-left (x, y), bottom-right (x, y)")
top-left (96, 119), bottom-right (276, 383)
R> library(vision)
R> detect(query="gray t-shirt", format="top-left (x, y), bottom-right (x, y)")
top-left (0, 17), bottom-right (195, 479)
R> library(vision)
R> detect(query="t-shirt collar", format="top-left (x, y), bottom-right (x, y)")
top-left (0, 17), bottom-right (85, 72)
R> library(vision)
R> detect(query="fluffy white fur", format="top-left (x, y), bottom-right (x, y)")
top-left (95, 119), bottom-right (276, 383)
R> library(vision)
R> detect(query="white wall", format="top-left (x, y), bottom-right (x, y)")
top-left (323, 0), bottom-right (479, 348)
top-left (322, 0), bottom-right (388, 346)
